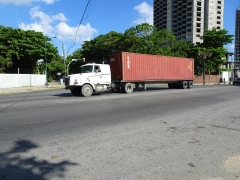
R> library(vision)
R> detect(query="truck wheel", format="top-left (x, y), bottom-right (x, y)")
top-left (188, 81), bottom-right (193, 89)
top-left (71, 89), bottom-right (81, 96)
top-left (81, 84), bottom-right (93, 97)
top-left (124, 83), bottom-right (133, 94)
top-left (181, 81), bottom-right (188, 89)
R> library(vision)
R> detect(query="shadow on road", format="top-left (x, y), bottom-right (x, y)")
top-left (55, 86), bottom-right (170, 97)
top-left (0, 139), bottom-right (77, 180)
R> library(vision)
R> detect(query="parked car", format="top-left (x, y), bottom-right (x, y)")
top-left (233, 78), bottom-right (240, 85)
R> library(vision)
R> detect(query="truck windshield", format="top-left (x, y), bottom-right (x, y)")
top-left (81, 65), bottom-right (93, 73)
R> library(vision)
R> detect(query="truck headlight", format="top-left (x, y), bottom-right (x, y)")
top-left (74, 79), bottom-right (79, 85)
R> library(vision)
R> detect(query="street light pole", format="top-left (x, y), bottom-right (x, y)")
top-left (67, 58), bottom-right (85, 76)
top-left (44, 37), bottom-right (56, 88)
top-left (44, 39), bottom-right (48, 88)
top-left (62, 43), bottom-right (66, 77)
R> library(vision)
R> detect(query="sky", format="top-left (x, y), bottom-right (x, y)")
top-left (0, 0), bottom-right (238, 61)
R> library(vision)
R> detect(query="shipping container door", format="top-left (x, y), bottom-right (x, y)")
top-left (109, 53), bottom-right (123, 82)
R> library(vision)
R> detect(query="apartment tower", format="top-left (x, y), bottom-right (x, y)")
top-left (154, 0), bottom-right (224, 44)
top-left (235, 9), bottom-right (240, 66)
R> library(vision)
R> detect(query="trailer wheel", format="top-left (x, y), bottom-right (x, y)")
top-left (71, 89), bottom-right (81, 96)
top-left (188, 81), bottom-right (193, 89)
top-left (181, 81), bottom-right (188, 89)
top-left (81, 84), bottom-right (93, 97)
top-left (124, 83), bottom-right (134, 94)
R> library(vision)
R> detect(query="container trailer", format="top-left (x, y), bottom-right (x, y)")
top-left (65, 52), bottom-right (194, 97)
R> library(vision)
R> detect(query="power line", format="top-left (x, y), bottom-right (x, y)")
top-left (67, 0), bottom-right (95, 55)
top-left (84, 0), bottom-right (96, 20)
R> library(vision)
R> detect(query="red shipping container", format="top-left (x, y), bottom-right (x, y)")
top-left (109, 52), bottom-right (194, 83)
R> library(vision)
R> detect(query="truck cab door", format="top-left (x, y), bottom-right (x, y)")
top-left (88, 65), bottom-right (102, 84)
top-left (99, 65), bottom-right (111, 84)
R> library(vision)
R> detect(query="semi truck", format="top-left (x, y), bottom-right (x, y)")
top-left (64, 52), bottom-right (194, 97)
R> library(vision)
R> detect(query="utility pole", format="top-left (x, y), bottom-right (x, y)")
top-left (62, 43), bottom-right (66, 77)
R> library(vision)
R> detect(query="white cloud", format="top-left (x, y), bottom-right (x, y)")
top-left (133, 2), bottom-right (153, 25)
top-left (0, 0), bottom-right (31, 5)
top-left (19, 7), bottom-right (54, 35)
top-left (0, 0), bottom-right (56, 5)
top-left (55, 22), bottom-right (97, 43)
top-left (37, 0), bottom-right (55, 4)
top-left (19, 6), bottom-right (98, 44)
top-left (52, 13), bottom-right (68, 22)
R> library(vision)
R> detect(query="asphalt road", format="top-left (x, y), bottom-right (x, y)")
top-left (0, 84), bottom-right (240, 180)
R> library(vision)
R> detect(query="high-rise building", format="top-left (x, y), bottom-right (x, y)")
top-left (153, 0), bottom-right (224, 44)
top-left (235, 9), bottom-right (240, 67)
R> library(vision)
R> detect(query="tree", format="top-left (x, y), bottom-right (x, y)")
top-left (194, 47), bottom-right (213, 84)
top-left (47, 54), bottom-right (65, 80)
top-left (200, 28), bottom-right (234, 76)
top-left (123, 23), bottom-right (155, 53)
top-left (81, 31), bottom-right (124, 63)
top-left (122, 24), bottom-right (179, 56)
top-left (78, 23), bottom-right (192, 62)
top-left (193, 28), bottom-right (234, 83)
top-left (171, 40), bottom-right (195, 58)
top-left (0, 25), bottom-right (58, 74)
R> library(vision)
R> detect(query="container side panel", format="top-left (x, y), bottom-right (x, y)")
top-left (110, 52), bottom-right (194, 82)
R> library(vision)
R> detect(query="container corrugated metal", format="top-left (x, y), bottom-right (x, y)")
top-left (109, 52), bottom-right (194, 82)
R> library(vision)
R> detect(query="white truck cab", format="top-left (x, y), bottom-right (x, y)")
top-left (65, 63), bottom-right (111, 96)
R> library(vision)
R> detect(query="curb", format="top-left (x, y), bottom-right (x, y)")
top-left (0, 84), bottom-right (65, 95)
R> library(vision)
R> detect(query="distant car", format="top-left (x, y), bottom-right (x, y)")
top-left (233, 78), bottom-right (240, 85)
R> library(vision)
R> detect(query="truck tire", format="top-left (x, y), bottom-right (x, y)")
top-left (124, 83), bottom-right (133, 94)
top-left (181, 81), bottom-right (188, 89)
top-left (188, 81), bottom-right (193, 89)
top-left (81, 84), bottom-right (93, 97)
top-left (71, 89), bottom-right (81, 96)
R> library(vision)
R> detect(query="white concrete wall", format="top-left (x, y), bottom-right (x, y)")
top-left (0, 74), bottom-right (46, 88)
top-left (222, 71), bottom-right (240, 82)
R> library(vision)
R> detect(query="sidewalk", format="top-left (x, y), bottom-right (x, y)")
top-left (0, 81), bottom-right (65, 95)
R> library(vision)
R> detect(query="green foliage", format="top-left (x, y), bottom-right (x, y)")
top-left (171, 40), bottom-right (195, 58)
top-left (123, 23), bottom-right (157, 54)
top-left (47, 54), bottom-right (65, 80)
top-left (0, 25), bottom-right (58, 75)
top-left (221, 68), bottom-right (232, 72)
top-left (0, 24), bottom-right (234, 78)
top-left (81, 31), bottom-right (124, 63)
top-left (193, 27), bottom-right (234, 75)
top-left (201, 28), bottom-right (233, 47)
top-left (80, 23), bottom-right (192, 63)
